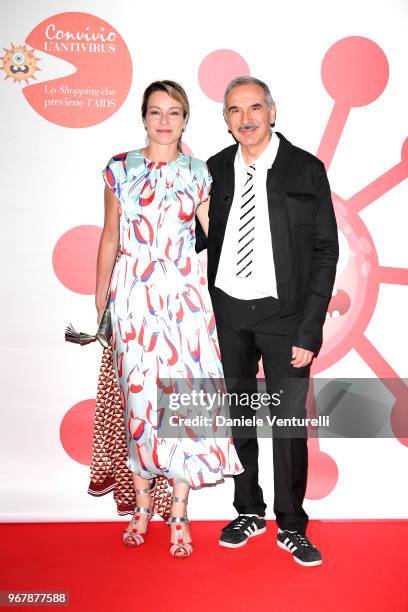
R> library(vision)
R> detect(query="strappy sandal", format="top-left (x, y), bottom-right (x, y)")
top-left (168, 495), bottom-right (193, 558)
top-left (123, 486), bottom-right (152, 547)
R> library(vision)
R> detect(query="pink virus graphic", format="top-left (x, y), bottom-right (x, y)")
top-left (52, 225), bottom-right (102, 295)
top-left (198, 50), bottom-right (250, 103)
top-left (197, 39), bottom-right (408, 500)
top-left (58, 38), bottom-right (407, 490)
top-left (60, 399), bottom-right (96, 465)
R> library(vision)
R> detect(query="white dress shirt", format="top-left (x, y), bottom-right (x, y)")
top-left (215, 132), bottom-right (279, 299)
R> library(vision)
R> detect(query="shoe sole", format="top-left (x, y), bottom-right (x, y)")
top-left (219, 526), bottom-right (267, 548)
top-left (277, 539), bottom-right (322, 566)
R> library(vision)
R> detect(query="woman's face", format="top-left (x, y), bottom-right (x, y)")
top-left (144, 90), bottom-right (186, 147)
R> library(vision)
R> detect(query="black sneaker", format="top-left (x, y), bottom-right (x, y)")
top-left (277, 529), bottom-right (322, 566)
top-left (219, 515), bottom-right (266, 548)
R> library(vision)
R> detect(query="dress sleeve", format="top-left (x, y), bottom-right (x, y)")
top-left (196, 162), bottom-right (213, 209)
top-left (102, 153), bottom-right (127, 199)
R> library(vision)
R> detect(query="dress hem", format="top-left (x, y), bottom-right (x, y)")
top-left (125, 459), bottom-right (244, 490)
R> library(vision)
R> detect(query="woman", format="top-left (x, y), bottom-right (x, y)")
top-left (95, 80), bottom-right (243, 558)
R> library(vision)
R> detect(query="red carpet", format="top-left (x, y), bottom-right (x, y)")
top-left (1, 520), bottom-right (407, 612)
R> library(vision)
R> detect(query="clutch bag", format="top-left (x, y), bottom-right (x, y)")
top-left (95, 296), bottom-right (112, 348)
top-left (65, 291), bottom-right (112, 348)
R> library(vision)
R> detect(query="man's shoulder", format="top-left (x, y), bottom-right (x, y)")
top-left (293, 144), bottom-right (324, 169)
top-left (277, 133), bottom-right (327, 189)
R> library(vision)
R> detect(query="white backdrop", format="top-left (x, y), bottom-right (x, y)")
top-left (1, 0), bottom-right (407, 522)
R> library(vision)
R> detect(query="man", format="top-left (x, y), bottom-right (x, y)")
top-left (196, 76), bottom-right (338, 566)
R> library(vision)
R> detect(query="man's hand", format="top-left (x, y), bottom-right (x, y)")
top-left (291, 346), bottom-right (314, 368)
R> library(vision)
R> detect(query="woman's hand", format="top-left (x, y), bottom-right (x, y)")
top-left (196, 197), bottom-right (209, 237)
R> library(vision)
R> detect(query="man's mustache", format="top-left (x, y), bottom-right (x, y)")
top-left (238, 124), bottom-right (258, 132)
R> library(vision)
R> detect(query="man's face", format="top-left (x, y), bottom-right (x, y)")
top-left (224, 83), bottom-right (276, 148)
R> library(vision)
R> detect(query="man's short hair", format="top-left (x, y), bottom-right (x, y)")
top-left (223, 76), bottom-right (274, 112)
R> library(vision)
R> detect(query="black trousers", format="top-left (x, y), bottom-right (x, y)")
top-left (211, 286), bottom-right (310, 532)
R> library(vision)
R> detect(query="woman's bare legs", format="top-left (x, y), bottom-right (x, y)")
top-left (123, 473), bottom-right (152, 546)
top-left (169, 482), bottom-right (192, 557)
top-left (133, 473), bottom-right (152, 529)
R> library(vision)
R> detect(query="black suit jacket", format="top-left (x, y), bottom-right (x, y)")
top-left (195, 132), bottom-right (339, 355)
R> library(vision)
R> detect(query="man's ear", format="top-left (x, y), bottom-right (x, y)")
top-left (269, 102), bottom-right (277, 126)
top-left (223, 113), bottom-right (232, 134)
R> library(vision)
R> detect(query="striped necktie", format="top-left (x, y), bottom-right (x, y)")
top-left (236, 162), bottom-right (256, 277)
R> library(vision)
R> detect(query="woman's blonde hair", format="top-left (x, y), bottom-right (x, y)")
top-left (141, 80), bottom-right (190, 152)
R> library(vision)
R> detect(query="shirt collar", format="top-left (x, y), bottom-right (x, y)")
top-left (236, 131), bottom-right (278, 170)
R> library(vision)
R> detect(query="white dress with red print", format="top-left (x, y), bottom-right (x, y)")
top-left (102, 149), bottom-right (243, 489)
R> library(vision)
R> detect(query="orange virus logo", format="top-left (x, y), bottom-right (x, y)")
top-left (0, 43), bottom-right (41, 84)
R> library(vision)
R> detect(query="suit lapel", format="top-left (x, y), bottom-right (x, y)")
top-left (212, 145), bottom-right (237, 256)
top-left (266, 132), bottom-right (293, 300)
top-left (266, 133), bottom-right (292, 204)
top-left (220, 143), bottom-right (237, 221)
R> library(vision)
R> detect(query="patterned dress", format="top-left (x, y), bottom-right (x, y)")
top-left (102, 150), bottom-right (243, 489)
